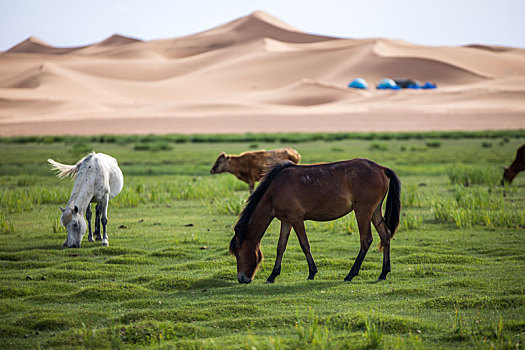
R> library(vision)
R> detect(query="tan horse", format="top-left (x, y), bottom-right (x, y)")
top-left (210, 148), bottom-right (301, 193)
top-left (229, 158), bottom-right (401, 284)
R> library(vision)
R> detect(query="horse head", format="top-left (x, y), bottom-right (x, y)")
top-left (210, 152), bottom-right (229, 174)
top-left (501, 166), bottom-right (515, 185)
top-left (60, 205), bottom-right (86, 248)
top-left (229, 232), bottom-right (262, 284)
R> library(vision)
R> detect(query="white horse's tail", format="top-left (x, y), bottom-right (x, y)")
top-left (48, 158), bottom-right (82, 179)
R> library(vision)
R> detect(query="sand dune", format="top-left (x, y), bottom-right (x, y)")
top-left (6, 36), bottom-right (83, 55)
top-left (1, 11), bottom-right (524, 136)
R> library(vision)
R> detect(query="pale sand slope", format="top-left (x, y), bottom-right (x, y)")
top-left (1, 11), bottom-right (525, 136)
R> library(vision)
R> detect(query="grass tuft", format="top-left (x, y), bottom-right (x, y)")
top-left (295, 307), bottom-right (332, 349)
top-left (364, 316), bottom-right (383, 349)
top-left (0, 213), bottom-right (15, 234)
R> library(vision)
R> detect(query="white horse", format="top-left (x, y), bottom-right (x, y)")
top-left (48, 152), bottom-right (123, 248)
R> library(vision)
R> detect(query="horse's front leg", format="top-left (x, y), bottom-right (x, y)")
top-left (100, 196), bottom-right (109, 247)
top-left (292, 221), bottom-right (318, 280)
top-left (86, 205), bottom-right (94, 242)
top-left (266, 221), bottom-right (292, 283)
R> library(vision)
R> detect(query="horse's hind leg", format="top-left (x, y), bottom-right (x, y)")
top-left (86, 205), bottom-right (94, 242)
top-left (345, 207), bottom-right (373, 282)
top-left (100, 195), bottom-right (109, 247)
top-left (372, 204), bottom-right (391, 281)
top-left (292, 221), bottom-right (318, 280)
top-left (94, 204), bottom-right (102, 241)
top-left (266, 221), bottom-right (292, 283)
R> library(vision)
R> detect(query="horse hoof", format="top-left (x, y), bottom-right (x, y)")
top-left (265, 280), bottom-right (275, 284)
top-left (101, 241), bottom-right (109, 247)
top-left (88, 238), bottom-right (94, 242)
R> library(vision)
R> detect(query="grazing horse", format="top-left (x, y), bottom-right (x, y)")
top-left (502, 144), bottom-right (525, 185)
top-left (210, 148), bottom-right (301, 193)
top-left (48, 152), bottom-right (123, 248)
top-left (229, 158), bottom-right (401, 284)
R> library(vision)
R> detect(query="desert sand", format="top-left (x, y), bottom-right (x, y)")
top-left (1, 11), bottom-right (525, 136)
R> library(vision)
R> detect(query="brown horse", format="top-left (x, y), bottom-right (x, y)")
top-left (502, 144), bottom-right (525, 185)
top-left (229, 158), bottom-right (401, 284)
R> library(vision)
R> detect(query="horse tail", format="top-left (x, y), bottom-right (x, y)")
top-left (48, 152), bottom-right (94, 179)
top-left (230, 160), bottom-right (296, 255)
top-left (380, 168), bottom-right (401, 249)
top-left (47, 158), bottom-right (80, 179)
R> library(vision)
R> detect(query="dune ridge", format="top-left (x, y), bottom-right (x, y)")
top-left (1, 10), bottom-right (524, 136)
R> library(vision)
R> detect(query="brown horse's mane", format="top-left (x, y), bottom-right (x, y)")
top-left (230, 160), bottom-right (296, 255)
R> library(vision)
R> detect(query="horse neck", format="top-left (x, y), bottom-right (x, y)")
top-left (245, 200), bottom-right (274, 246)
top-left (510, 161), bottom-right (524, 174)
top-left (67, 170), bottom-right (94, 214)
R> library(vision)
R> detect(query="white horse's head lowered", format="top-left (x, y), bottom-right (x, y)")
top-left (60, 205), bottom-right (87, 248)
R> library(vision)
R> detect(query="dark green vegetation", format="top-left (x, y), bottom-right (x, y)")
top-left (1, 131), bottom-right (524, 349)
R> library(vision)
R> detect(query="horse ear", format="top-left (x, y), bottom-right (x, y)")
top-left (74, 206), bottom-right (79, 214)
top-left (59, 207), bottom-right (65, 213)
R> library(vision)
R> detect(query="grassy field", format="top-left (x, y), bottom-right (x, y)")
top-left (0, 132), bottom-right (524, 349)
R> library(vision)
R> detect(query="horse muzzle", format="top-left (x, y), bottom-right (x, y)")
top-left (237, 273), bottom-right (252, 284)
top-left (63, 239), bottom-right (80, 249)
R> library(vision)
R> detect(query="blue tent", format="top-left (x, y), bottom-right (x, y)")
top-left (348, 77), bottom-right (369, 89)
top-left (376, 78), bottom-right (400, 90)
top-left (406, 83), bottom-right (421, 89)
top-left (421, 81), bottom-right (437, 89)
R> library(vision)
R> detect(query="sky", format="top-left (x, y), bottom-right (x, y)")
top-left (1, 0), bottom-right (525, 51)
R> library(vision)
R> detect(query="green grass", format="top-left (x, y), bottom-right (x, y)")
top-left (446, 165), bottom-right (501, 186)
top-left (0, 132), bottom-right (524, 349)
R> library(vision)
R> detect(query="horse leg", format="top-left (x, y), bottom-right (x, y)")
top-left (372, 205), bottom-right (392, 281)
top-left (94, 204), bottom-right (102, 241)
top-left (249, 182), bottom-right (255, 194)
top-left (292, 221), bottom-right (318, 280)
top-left (344, 208), bottom-right (373, 282)
top-left (86, 204), bottom-right (94, 242)
top-left (100, 196), bottom-right (109, 246)
top-left (266, 221), bottom-right (292, 283)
